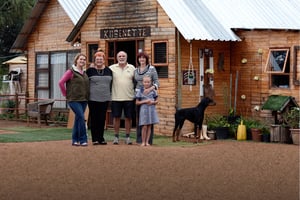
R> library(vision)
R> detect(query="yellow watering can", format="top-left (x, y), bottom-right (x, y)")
top-left (237, 120), bottom-right (247, 140)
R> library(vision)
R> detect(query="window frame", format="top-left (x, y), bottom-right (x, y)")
top-left (87, 43), bottom-right (99, 64)
top-left (264, 48), bottom-right (291, 89)
top-left (264, 48), bottom-right (289, 74)
top-left (35, 50), bottom-right (80, 107)
top-left (36, 53), bottom-right (50, 90)
top-left (152, 40), bottom-right (168, 66)
top-left (293, 46), bottom-right (300, 85)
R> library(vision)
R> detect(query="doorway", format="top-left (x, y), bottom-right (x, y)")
top-left (116, 41), bottom-right (136, 66)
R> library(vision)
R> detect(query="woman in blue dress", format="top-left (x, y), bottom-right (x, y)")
top-left (135, 76), bottom-right (159, 146)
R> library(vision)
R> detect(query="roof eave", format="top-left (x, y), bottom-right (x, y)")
top-left (66, 0), bottom-right (97, 43)
top-left (9, 0), bottom-right (50, 53)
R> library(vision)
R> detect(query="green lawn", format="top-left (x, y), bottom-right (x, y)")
top-left (0, 126), bottom-right (212, 146)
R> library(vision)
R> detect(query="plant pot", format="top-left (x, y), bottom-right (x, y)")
top-left (246, 128), bottom-right (252, 140)
top-left (251, 128), bottom-right (262, 142)
top-left (262, 134), bottom-right (270, 143)
top-left (290, 129), bottom-right (300, 145)
top-left (207, 130), bottom-right (216, 140)
top-left (213, 127), bottom-right (229, 140)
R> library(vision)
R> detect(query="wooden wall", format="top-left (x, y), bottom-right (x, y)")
top-left (26, 0), bottom-right (80, 100)
top-left (231, 30), bottom-right (300, 120)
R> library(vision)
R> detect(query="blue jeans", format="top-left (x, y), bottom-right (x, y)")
top-left (68, 101), bottom-right (88, 144)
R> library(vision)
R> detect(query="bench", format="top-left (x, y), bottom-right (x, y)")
top-left (27, 99), bottom-right (55, 127)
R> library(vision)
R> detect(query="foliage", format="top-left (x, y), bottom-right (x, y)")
top-left (283, 107), bottom-right (300, 129)
top-left (240, 117), bottom-right (270, 135)
top-left (54, 113), bottom-right (68, 122)
top-left (0, 99), bottom-right (16, 113)
top-left (206, 114), bottom-right (230, 129)
top-left (0, 0), bottom-right (36, 75)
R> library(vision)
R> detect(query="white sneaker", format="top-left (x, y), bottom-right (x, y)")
top-left (113, 137), bottom-right (119, 145)
top-left (125, 137), bottom-right (132, 145)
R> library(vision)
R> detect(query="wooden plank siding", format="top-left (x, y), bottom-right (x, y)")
top-left (231, 30), bottom-right (300, 120)
top-left (26, 0), bottom-right (80, 101)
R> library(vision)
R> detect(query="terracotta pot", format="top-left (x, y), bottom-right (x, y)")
top-left (251, 128), bottom-right (262, 142)
top-left (289, 129), bottom-right (300, 145)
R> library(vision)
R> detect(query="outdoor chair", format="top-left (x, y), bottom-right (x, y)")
top-left (27, 99), bottom-right (55, 127)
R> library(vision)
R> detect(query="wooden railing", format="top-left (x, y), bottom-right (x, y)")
top-left (0, 93), bottom-right (68, 125)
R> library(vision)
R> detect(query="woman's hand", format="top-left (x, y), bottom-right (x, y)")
top-left (143, 86), bottom-right (155, 95)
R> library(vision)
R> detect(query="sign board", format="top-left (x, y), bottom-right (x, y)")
top-left (100, 27), bottom-right (151, 39)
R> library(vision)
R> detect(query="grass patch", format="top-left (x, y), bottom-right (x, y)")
top-left (0, 127), bottom-right (71, 143)
top-left (0, 126), bottom-right (210, 147)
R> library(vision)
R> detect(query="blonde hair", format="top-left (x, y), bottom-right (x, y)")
top-left (73, 53), bottom-right (87, 66)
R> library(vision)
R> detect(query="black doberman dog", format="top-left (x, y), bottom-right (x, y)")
top-left (172, 97), bottom-right (216, 142)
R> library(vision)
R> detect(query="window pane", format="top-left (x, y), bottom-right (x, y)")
top-left (37, 54), bottom-right (48, 69)
top-left (138, 40), bottom-right (144, 52)
top-left (155, 66), bottom-right (168, 78)
top-left (153, 42), bottom-right (167, 64)
top-left (270, 51), bottom-right (287, 71)
top-left (37, 90), bottom-right (49, 100)
top-left (37, 72), bottom-right (48, 87)
top-left (265, 49), bottom-right (289, 73)
top-left (51, 53), bottom-right (67, 108)
top-left (271, 75), bottom-right (289, 88)
top-left (88, 44), bottom-right (98, 63)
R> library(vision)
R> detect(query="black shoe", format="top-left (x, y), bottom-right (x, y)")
top-left (93, 141), bottom-right (100, 145)
top-left (99, 141), bottom-right (107, 145)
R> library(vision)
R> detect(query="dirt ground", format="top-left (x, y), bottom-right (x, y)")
top-left (0, 120), bottom-right (299, 200)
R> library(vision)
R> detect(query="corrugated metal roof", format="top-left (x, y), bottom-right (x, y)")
top-left (157, 0), bottom-right (240, 41)
top-left (57, 0), bottom-right (92, 25)
top-left (157, 0), bottom-right (300, 41)
top-left (204, 0), bottom-right (300, 30)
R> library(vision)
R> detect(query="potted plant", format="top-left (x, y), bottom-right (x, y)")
top-left (283, 107), bottom-right (300, 145)
top-left (206, 114), bottom-right (230, 139)
top-left (242, 117), bottom-right (269, 142)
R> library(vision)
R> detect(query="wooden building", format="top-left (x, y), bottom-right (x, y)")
top-left (11, 0), bottom-right (300, 135)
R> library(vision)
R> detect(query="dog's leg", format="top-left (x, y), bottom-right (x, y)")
top-left (172, 127), bottom-right (178, 142)
top-left (176, 129), bottom-right (181, 141)
top-left (193, 125), bottom-right (200, 143)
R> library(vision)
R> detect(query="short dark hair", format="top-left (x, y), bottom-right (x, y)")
top-left (136, 52), bottom-right (149, 66)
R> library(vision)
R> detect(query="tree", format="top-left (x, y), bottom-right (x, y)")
top-left (0, 0), bottom-right (36, 78)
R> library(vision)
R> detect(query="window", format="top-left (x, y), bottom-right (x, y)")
top-left (36, 50), bottom-right (79, 108)
top-left (152, 41), bottom-right (168, 78)
top-left (87, 43), bottom-right (99, 64)
top-left (36, 54), bottom-right (49, 99)
top-left (293, 46), bottom-right (300, 85)
top-left (152, 41), bottom-right (168, 65)
top-left (265, 48), bottom-right (290, 88)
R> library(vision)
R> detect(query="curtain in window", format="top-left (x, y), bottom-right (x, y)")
top-left (51, 53), bottom-right (67, 108)
top-left (36, 54), bottom-right (49, 99)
